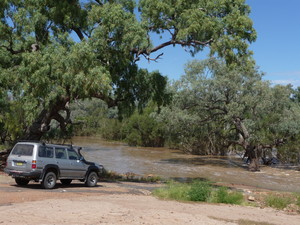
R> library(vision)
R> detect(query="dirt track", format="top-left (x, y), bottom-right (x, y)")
top-left (0, 173), bottom-right (300, 225)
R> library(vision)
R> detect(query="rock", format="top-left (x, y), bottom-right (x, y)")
top-left (248, 196), bottom-right (255, 201)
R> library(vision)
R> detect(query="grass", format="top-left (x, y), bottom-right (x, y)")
top-left (153, 180), bottom-right (244, 205)
top-left (154, 181), bottom-right (190, 201)
top-left (212, 186), bottom-right (244, 204)
top-left (188, 180), bottom-right (212, 201)
top-left (153, 179), bottom-right (300, 213)
top-left (296, 194), bottom-right (300, 207)
top-left (265, 194), bottom-right (292, 210)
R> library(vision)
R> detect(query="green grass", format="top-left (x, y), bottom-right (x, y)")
top-left (296, 194), bottom-right (300, 207)
top-left (153, 180), bottom-right (300, 212)
top-left (188, 180), bottom-right (212, 201)
top-left (212, 186), bottom-right (244, 204)
top-left (265, 194), bottom-right (292, 210)
top-left (153, 180), bottom-right (243, 205)
top-left (153, 181), bottom-right (191, 201)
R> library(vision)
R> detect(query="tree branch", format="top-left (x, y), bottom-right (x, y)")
top-left (94, 0), bottom-right (103, 5)
top-left (72, 26), bottom-right (85, 41)
top-left (0, 44), bottom-right (24, 54)
top-left (132, 38), bottom-right (214, 62)
top-left (92, 93), bottom-right (120, 108)
top-left (52, 113), bottom-right (67, 132)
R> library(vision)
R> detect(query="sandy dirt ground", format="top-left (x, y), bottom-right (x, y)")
top-left (0, 172), bottom-right (299, 225)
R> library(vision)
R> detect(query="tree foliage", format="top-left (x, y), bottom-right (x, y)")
top-left (121, 103), bottom-right (165, 147)
top-left (0, 0), bottom-right (256, 142)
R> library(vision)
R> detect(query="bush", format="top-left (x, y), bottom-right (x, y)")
top-left (265, 194), bottom-right (292, 210)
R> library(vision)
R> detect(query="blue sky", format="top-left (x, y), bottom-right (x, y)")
top-left (137, 0), bottom-right (300, 87)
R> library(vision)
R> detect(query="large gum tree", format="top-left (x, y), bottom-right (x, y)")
top-left (160, 59), bottom-right (300, 171)
top-left (0, 0), bottom-right (256, 141)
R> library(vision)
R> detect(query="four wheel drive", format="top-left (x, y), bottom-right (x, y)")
top-left (4, 141), bottom-right (104, 189)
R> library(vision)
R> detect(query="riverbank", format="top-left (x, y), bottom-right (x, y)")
top-left (1, 172), bottom-right (300, 225)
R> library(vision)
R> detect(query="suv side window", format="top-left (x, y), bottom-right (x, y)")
top-left (55, 148), bottom-right (67, 159)
top-left (38, 146), bottom-right (54, 158)
top-left (67, 149), bottom-right (80, 160)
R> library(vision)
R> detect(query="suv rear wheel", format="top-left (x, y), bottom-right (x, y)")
top-left (42, 172), bottom-right (57, 189)
top-left (15, 178), bottom-right (30, 186)
top-left (85, 171), bottom-right (98, 187)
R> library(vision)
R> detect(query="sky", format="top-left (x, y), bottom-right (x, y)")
top-left (137, 0), bottom-right (300, 87)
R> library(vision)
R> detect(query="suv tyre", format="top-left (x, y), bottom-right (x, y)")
top-left (42, 172), bottom-right (57, 189)
top-left (85, 171), bottom-right (98, 187)
top-left (15, 178), bottom-right (30, 186)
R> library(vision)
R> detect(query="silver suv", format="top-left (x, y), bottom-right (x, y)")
top-left (4, 141), bottom-right (104, 189)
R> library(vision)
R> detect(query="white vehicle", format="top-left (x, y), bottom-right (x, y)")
top-left (4, 141), bottom-right (104, 189)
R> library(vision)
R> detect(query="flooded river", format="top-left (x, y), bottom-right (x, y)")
top-left (72, 136), bottom-right (300, 193)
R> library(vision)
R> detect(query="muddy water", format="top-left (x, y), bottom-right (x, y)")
top-left (72, 136), bottom-right (300, 193)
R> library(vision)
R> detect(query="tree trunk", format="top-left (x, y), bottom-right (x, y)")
top-left (246, 145), bottom-right (260, 172)
top-left (22, 99), bottom-right (69, 141)
top-left (22, 109), bottom-right (51, 140)
top-left (249, 157), bottom-right (260, 172)
top-left (233, 117), bottom-right (260, 171)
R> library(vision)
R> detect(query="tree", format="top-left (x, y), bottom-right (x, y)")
top-left (160, 59), bottom-right (300, 171)
top-left (0, 0), bottom-right (256, 142)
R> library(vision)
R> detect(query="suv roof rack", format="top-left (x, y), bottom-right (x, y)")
top-left (17, 140), bottom-right (46, 145)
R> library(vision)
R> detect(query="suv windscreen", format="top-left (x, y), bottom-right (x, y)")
top-left (67, 149), bottom-right (80, 160)
top-left (11, 144), bottom-right (34, 156)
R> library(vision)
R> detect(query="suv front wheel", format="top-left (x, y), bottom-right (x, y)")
top-left (42, 172), bottom-right (57, 189)
top-left (85, 171), bottom-right (98, 187)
